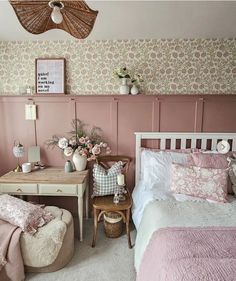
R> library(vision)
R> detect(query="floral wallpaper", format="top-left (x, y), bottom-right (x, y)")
top-left (0, 38), bottom-right (236, 95)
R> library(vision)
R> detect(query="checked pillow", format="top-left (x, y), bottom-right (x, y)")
top-left (92, 161), bottom-right (123, 197)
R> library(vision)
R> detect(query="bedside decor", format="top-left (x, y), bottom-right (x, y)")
top-left (64, 160), bottom-right (73, 173)
top-left (12, 141), bottom-right (25, 172)
top-left (46, 119), bottom-right (111, 171)
top-left (36, 58), bottom-right (66, 94)
top-left (9, 0), bottom-right (98, 39)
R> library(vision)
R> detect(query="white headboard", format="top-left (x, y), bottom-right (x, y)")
top-left (135, 132), bottom-right (236, 184)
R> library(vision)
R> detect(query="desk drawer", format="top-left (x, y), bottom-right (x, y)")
top-left (38, 184), bottom-right (77, 195)
top-left (0, 183), bottom-right (38, 194)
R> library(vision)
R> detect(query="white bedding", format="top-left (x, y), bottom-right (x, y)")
top-left (134, 198), bottom-right (236, 271)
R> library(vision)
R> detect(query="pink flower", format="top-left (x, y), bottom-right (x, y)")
top-left (88, 155), bottom-right (96, 161)
top-left (87, 143), bottom-right (93, 149)
top-left (106, 147), bottom-right (111, 154)
top-left (92, 145), bottom-right (101, 155)
top-left (79, 137), bottom-right (86, 144)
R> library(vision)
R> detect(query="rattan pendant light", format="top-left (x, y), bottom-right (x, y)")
top-left (9, 0), bottom-right (98, 39)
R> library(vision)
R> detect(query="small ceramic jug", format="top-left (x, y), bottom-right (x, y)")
top-left (65, 160), bottom-right (73, 173)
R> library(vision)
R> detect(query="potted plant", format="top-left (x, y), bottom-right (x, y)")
top-left (131, 74), bottom-right (144, 95)
top-left (113, 67), bottom-right (131, 95)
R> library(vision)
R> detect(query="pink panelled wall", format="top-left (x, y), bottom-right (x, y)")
top-left (1, 94), bottom-right (236, 216)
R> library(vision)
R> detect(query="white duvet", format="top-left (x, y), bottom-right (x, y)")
top-left (134, 198), bottom-right (236, 271)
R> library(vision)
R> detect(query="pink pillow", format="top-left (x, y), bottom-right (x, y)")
top-left (0, 195), bottom-right (54, 234)
top-left (170, 163), bottom-right (228, 203)
top-left (188, 152), bottom-right (233, 194)
top-left (188, 152), bottom-right (228, 169)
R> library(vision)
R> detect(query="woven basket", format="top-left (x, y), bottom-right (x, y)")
top-left (103, 212), bottom-right (123, 238)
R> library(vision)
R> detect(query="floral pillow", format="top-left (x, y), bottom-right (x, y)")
top-left (0, 194), bottom-right (54, 234)
top-left (92, 161), bottom-right (123, 197)
top-left (188, 152), bottom-right (233, 194)
top-left (170, 163), bottom-right (228, 203)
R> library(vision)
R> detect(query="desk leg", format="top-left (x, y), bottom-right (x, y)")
top-left (85, 180), bottom-right (89, 219)
top-left (78, 196), bottom-right (83, 241)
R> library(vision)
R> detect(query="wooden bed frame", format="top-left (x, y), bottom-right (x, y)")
top-left (135, 132), bottom-right (236, 184)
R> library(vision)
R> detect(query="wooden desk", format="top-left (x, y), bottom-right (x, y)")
top-left (0, 168), bottom-right (89, 241)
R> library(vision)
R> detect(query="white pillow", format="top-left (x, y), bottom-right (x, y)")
top-left (141, 150), bottom-right (189, 195)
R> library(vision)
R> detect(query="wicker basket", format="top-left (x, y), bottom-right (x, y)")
top-left (103, 212), bottom-right (123, 238)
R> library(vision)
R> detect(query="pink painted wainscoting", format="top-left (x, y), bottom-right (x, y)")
top-left (0, 95), bottom-right (236, 217)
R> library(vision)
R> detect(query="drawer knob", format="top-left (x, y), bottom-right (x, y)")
top-left (16, 188), bottom-right (22, 192)
top-left (56, 189), bottom-right (62, 193)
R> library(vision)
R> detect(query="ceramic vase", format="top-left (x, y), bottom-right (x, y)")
top-left (119, 78), bottom-right (130, 95)
top-left (64, 160), bottom-right (74, 173)
top-left (72, 151), bottom-right (87, 171)
top-left (131, 85), bottom-right (139, 95)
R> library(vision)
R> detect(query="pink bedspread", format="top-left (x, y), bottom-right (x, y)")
top-left (137, 227), bottom-right (236, 281)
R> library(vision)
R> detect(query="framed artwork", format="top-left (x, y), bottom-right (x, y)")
top-left (35, 58), bottom-right (66, 94)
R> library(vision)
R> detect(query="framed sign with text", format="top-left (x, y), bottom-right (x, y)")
top-left (35, 58), bottom-right (66, 94)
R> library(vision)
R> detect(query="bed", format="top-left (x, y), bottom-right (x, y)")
top-left (132, 132), bottom-right (236, 281)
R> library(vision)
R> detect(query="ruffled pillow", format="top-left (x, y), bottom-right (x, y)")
top-left (0, 195), bottom-right (54, 234)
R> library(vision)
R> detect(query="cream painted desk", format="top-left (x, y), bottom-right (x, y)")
top-left (0, 168), bottom-right (89, 241)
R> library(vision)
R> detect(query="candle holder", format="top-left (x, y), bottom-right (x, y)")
top-left (113, 192), bottom-right (120, 204)
top-left (118, 184), bottom-right (127, 201)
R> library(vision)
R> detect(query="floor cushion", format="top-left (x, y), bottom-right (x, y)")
top-left (21, 206), bottom-right (74, 272)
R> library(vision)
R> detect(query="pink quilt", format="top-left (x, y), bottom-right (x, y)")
top-left (137, 227), bottom-right (236, 281)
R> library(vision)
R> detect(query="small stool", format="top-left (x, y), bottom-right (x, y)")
top-left (92, 192), bottom-right (132, 248)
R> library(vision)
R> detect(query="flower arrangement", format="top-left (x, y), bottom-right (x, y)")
top-left (46, 119), bottom-right (111, 161)
top-left (131, 74), bottom-right (144, 86)
top-left (113, 67), bottom-right (131, 79)
top-left (113, 67), bottom-right (144, 84)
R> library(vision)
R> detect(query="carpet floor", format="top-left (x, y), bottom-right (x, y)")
top-left (26, 219), bottom-right (136, 281)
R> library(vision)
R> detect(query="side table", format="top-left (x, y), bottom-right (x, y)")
top-left (92, 192), bottom-right (133, 248)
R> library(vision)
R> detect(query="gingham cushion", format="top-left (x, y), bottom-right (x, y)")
top-left (92, 161), bottom-right (123, 197)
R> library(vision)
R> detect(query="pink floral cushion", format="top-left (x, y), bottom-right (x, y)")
top-left (188, 152), bottom-right (232, 194)
top-left (170, 163), bottom-right (228, 203)
top-left (188, 152), bottom-right (228, 169)
top-left (0, 195), bottom-right (54, 234)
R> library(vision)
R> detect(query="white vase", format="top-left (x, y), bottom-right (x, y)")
top-left (72, 152), bottom-right (87, 171)
top-left (131, 85), bottom-right (139, 95)
top-left (119, 78), bottom-right (130, 95)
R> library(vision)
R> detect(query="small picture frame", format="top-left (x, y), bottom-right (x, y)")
top-left (35, 58), bottom-right (66, 94)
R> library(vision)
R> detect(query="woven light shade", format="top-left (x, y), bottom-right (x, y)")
top-left (9, 0), bottom-right (98, 39)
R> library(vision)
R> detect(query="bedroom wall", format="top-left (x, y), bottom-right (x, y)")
top-left (1, 39), bottom-right (236, 95)
top-left (1, 95), bottom-right (236, 216)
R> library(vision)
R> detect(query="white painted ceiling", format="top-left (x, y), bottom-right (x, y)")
top-left (1, 1), bottom-right (236, 41)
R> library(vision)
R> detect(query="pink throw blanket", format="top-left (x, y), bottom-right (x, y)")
top-left (0, 219), bottom-right (24, 281)
top-left (137, 227), bottom-right (236, 281)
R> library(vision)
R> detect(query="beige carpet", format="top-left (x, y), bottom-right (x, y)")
top-left (26, 219), bottom-right (136, 281)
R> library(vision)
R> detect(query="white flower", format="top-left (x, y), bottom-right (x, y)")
top-left (64, 147), bottom-right (73, 157)
top-left (58, 137), bottom-right (68, 149)
top-left (92, 145), bottom-right (101, 155)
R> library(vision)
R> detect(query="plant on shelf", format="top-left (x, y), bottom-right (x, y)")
top-left (113, 67), bottom-right (131, 79)
top-left (46, 119), bottom-right (111, 171)
top-left (130, 74), bottom-right (144, 95)
top-left (113, 67), bottom-right (131, 95)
